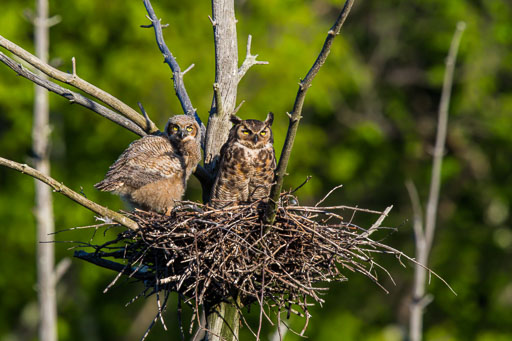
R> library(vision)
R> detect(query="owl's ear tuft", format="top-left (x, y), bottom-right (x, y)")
top-left (265, 112), bottom-right (274, 126)
top-left (230, 114), bottom-right (243, 125)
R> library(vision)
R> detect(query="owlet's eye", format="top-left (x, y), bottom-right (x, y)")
top-left (242, 130), bottom-right (250, 135)
top-left (186, 126), bottom-right (193, 132)
top-left (260, 131), bottom-right (266, 136)
top-left (172, 126), bottom-right (179, 132)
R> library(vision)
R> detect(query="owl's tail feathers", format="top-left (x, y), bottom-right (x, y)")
top-left (94, 179), bottom-right (121, 192)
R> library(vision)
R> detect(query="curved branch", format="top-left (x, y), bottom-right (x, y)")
top-left (142, 0), bottom-right (204, 132)
top-left (0, 157), bottom-right (139, 231)
top-left (0, 52), bottom-right (146, 137)
top-left (0, 34), bottom-right (157, 134)
top-left (265, 0), bottom-right (355, 223)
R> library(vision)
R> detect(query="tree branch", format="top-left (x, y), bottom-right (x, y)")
top-left (0, 52), bottom-right (147, 137)
top-left (408, 21), bottom-right (465, 341)
top-left (0, 34), bottom-right (157, 134)
top-left (141, 0), bottom-right (204, 133)
top-left (237, 34), bottom-right (268, 82)
top-left (0, 157), bottom-right (139, 231)
top-left (264, 0), bottom-right (355, 223)
top-left (424, 22), bottom-right (466, 252)
top-left (73, 251), bottom-right (151, 280)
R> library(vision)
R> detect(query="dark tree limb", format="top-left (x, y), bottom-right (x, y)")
top-left (0, 157), bottom-right (139, 231)
top-left (73, 251), bottom-right (151, 280)
top-left (0, 52), bottom-right (147, 137)
top-left (142, 0), bottom-right (204, 133)
top-left (0, 34), bottom-right (157, 133)
top-left (264, 0), bottom-right (355, 224)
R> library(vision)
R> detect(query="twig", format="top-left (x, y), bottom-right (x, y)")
top-left (0, 52), bottom-right (146, 137)
top-left (0, 157), bottom-right (139, 230)
top-left (360, 205), bottom-right (393, 238)
top-left (0, 34), bottom-right (157, 133)
top-left (238, 34), bottom-right (269, 82)
top-left (265, 0), bottom-right (355, 223)
top-left (315, 184), bottom-right (343, 207)
top-left (232, 100), bottom-right (246, 116)
top-left (213, 82), bottom-right (224, 118)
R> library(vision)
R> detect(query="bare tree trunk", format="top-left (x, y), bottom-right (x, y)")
top-left (407, 22), bottom-right (465, 341)
top-left (202, 0), bottom-right (241, 339)
top-left (203, 0), bottom-right (239, 176)
top-left (33, 0), bottom-right (57, 340)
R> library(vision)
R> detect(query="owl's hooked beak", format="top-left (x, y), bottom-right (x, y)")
top-left (253, 134), bottom-right (259, 143)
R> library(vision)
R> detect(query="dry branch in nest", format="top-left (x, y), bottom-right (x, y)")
top-left (71, 187), bottom-right (444, 338)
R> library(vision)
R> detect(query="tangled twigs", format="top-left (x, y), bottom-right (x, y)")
top-left (72, 195), bottom-right (450, 338)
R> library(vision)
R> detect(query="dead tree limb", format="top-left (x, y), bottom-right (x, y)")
top-left (0, 157), bottom-right (139, 231)
top-left (408, 21), bottom-right (466, 341)
top-left (0, 52), bottom-right (147, 137)
top-left (142, 0), bottom-right (204, 133)
top-left (238, 34), bottom-right (269, 82)
top-left (265, 0), bottom-right (355, 224)
top-left (74, 251), bottom-right (151, 280)
top-left (0, 34), bottom-right (157, 133)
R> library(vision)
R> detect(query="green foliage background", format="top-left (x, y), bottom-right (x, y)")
top-left (1, 0), bottom-right (511, 340)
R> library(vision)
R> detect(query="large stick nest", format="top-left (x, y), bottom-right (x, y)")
top-left (73, 189), bottom-right (412, 336)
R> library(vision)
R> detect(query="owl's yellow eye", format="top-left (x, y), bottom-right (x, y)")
top-left (242, 130), bottom-right (250, 135)
top-left (172, 126), bottom-right (179, 131)
top-left (186, 126), bottom-right (193, 132)
top-left (260, 131), bottom-right (266, 136)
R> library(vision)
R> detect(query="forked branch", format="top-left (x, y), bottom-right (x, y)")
top-left (238, 35), bottom-right (269, 82)
top-left (265, 0), bottom-right (355, 223)
top-left (0, 34), bottom-right (157, 133)
top-left (0, 157), bottom-right (139, 231)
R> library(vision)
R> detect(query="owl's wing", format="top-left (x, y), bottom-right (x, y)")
top-left (95, 136), bottom-right (183, 192)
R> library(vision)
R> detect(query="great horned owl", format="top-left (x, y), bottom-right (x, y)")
top-left (95, 115), bottom-right (202, 214)
top-left (210, 112), bottom-right (276, 207)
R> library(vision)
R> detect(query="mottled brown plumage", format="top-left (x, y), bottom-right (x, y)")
top-left (211, 112), bottom-right (276, 207)
top-left (95, 115), bottom-right (201, 214)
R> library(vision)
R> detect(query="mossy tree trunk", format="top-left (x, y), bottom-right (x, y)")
top-left (204, 298), bottom-right (241, 341)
